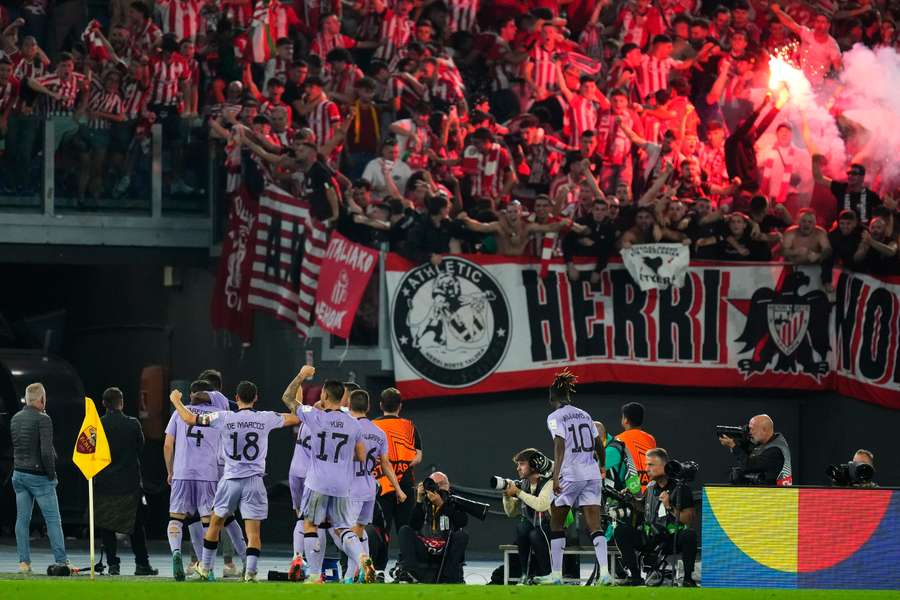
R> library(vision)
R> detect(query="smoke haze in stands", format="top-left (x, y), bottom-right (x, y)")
top-left (838, 44), bottom-right (900, 190)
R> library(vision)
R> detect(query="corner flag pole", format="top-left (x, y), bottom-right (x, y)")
top-left (89, 476), bottom-right (95, 579)
top-left (72, 397), bottom-right (111, 580)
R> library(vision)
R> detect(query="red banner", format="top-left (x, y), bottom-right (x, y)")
top-left (247, 183), bottom-right (328, 337)
top-left (314, 233), bottom-right (379, 339)
top-left (210, 187), bottom-right (258, 343)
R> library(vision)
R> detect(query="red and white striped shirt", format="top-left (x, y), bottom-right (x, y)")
top-left (529, 44), bottom-right (559, 93)
top-left (373, 10), bottom-right (413, 64)
top-left (596, 110), bottom-right (634, 165)
top-left (325, 65), bottom-right (363, 101)
top-left (87, 81), bottom-right (125, 129)
top-left (310, 32), bottom-right (357, 60)
top-left (35, 71), bottom-right (86, 116)
top-left (429, 75), bottom-right (463, 106)
top-left (566, 95), bottom-right (600, 146)
top-left (446, 0), bottom-right (478, 33)
top-left (270, 3), bottom-right (301, 39)
top-left (223, 1), bottom-right (253, 29)
top-left (0, 76), bottom-right (19, 114)
top-left (149, 53), bottom-right (190, 107)
top-left (13, 56), bottom-right (47, 81)
top-left (388, 75), bottom-right (423, 114)
top-left (463, 143), bottom-right (511, 199)
top-left (157, 0), bottom-right (205, 41)
top-left (130, 19), bottom-right (162, 58)
top-left (637, 54), bottom-right (680, 100)
top-left (122, 78), bottom-right (151, 119)
top-left (305, 97), bottom-right (341, 149)
top-left (617, 6), bottom-right (665, 49)
top-left (699, 143), bottom-right (728, 187)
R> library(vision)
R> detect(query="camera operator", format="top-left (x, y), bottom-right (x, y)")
top-left (827, 449), bottom-right (877, 488)
top-left (851, 450), bottom-right (876, 487)
top-left (719, 414), bottom-right (793, 486)
top-left (501, 449), bottom-right (554, 581)
top-left (395, 472), bottom-right (469, 583)
top-left (613, 448), bottom-right (698, 587)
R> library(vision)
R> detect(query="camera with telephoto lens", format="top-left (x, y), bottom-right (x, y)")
top-left (489, 475), bottom-right (525, 491)
top-left (603, 483), bottom-right (639, 522)
top-left (423, 477), bottom-right (440, 494)
top-left (716, 424), bottom-right (752, 448)
top-left (827, 462), bottom-right (875, 486)
top-left (729, 467), bottom-right (765, 485)
top-left (665, 459), bottom-right (699, 482)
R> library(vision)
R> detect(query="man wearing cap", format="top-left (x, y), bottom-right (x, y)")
top-left (812, 155), bottom-right (881, 225)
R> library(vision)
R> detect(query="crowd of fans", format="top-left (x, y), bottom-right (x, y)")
top-left (0, 0), bottom-right (898, 278)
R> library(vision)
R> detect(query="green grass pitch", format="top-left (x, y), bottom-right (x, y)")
top-left (1, 578), bottom-right (898, 599)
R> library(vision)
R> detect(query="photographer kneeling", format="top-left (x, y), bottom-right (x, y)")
top-left (396, 472), bottom-right (469, 583)
top-left (613, 448), bottom-right (698, 587)
top-left (500, 449), bottom-right (554, 582)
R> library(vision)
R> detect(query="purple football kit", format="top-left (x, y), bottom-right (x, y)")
top-left (165, 403), bottom-right (220, 517)
top-left (202, 409), bottom-right (286, 520)
top-left (348, 418), bottom-right (387, 525)
top-left (298, 405), bottom-right (362, 530)
top-left (546, 404), bottom-right (602, 507)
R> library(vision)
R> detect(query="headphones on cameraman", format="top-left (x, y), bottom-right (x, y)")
top-left (528, 450), bottom-right (552, 476)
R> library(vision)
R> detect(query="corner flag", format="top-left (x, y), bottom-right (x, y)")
top-left (72, 397), bottom-right (111, 479)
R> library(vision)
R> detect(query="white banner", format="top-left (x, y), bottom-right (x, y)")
top-left (620, 243), bottom-right (691, 291)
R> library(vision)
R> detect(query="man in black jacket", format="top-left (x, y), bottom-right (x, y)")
top-left (11, 383), bottom-right (68, 573)
top-left (725, 90), bottom-right (785, 184)
top-left (94, 387), bottom-right (158, 575)
top-left (396, 472), bottom-right (469, 583)
top-left (402, 194), bottom-right (462, 265)
top-left (719, 414), bottom-right (793, 486)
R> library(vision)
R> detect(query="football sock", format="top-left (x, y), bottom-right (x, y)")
top-left (167, 519), bottom-right (184, 554)
top-left (293, 520), bottom-right (304, 557)
top-left (225, 520), bottom-right (247, 561)
top-left (550, 531), bottom-right (566, 575)
top-left (188, 521), bottom-right (204, 561)
top-left (201, 539), bottom-right (218, 572)
top-left (246, 547), bottom-right (260, 575)
top-left (304, 532), bottom-right (324, 576)
top-left (590, 531), bottom-right (610, 577)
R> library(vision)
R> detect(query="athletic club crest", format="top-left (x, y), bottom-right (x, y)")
top-left (76, 426), bottom-right (98, 454)
top-left (735, 270), bottom-right (831, 379)
top-left (392, 257), bottom-right (511, 387)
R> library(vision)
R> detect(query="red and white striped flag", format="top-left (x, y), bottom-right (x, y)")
top-left (248, 0), bottom-right (277, 63)
top-left (82, 20), bottom-right (111, 62)
top-left (561, 51), bottom-right (603, 77)
top-left (247, 183), bottom-right (329, 337)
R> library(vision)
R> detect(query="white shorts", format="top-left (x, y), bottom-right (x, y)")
top-left (169, 479), bottom-right (217, 517)
top-left (553, 479), bottom-right (602, 509)
top-left (300, 487), bottom-right (352, 530)
top-left (212, 475), bottom-right (268, 520)
top-left (348, 499), bottom-right (375, 526)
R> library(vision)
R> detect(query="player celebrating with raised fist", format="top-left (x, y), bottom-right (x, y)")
top-left (169, 378), bottom-right (303, 582)
top-left (541, 370), bottom-right (610, 586)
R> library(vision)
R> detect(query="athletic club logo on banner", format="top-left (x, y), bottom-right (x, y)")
top-left (392, 257), bottom-right (511, 387)
top-left (734, 270), bottom-right (831, 379)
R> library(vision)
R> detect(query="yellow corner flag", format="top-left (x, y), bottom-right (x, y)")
top-left (72, 397), bottom-right (111, 480)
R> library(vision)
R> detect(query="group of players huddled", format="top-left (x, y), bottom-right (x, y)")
top-left (164, 363), bottom-right (614, 585)
top-left (165, 364), bottom-right (402, 583)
